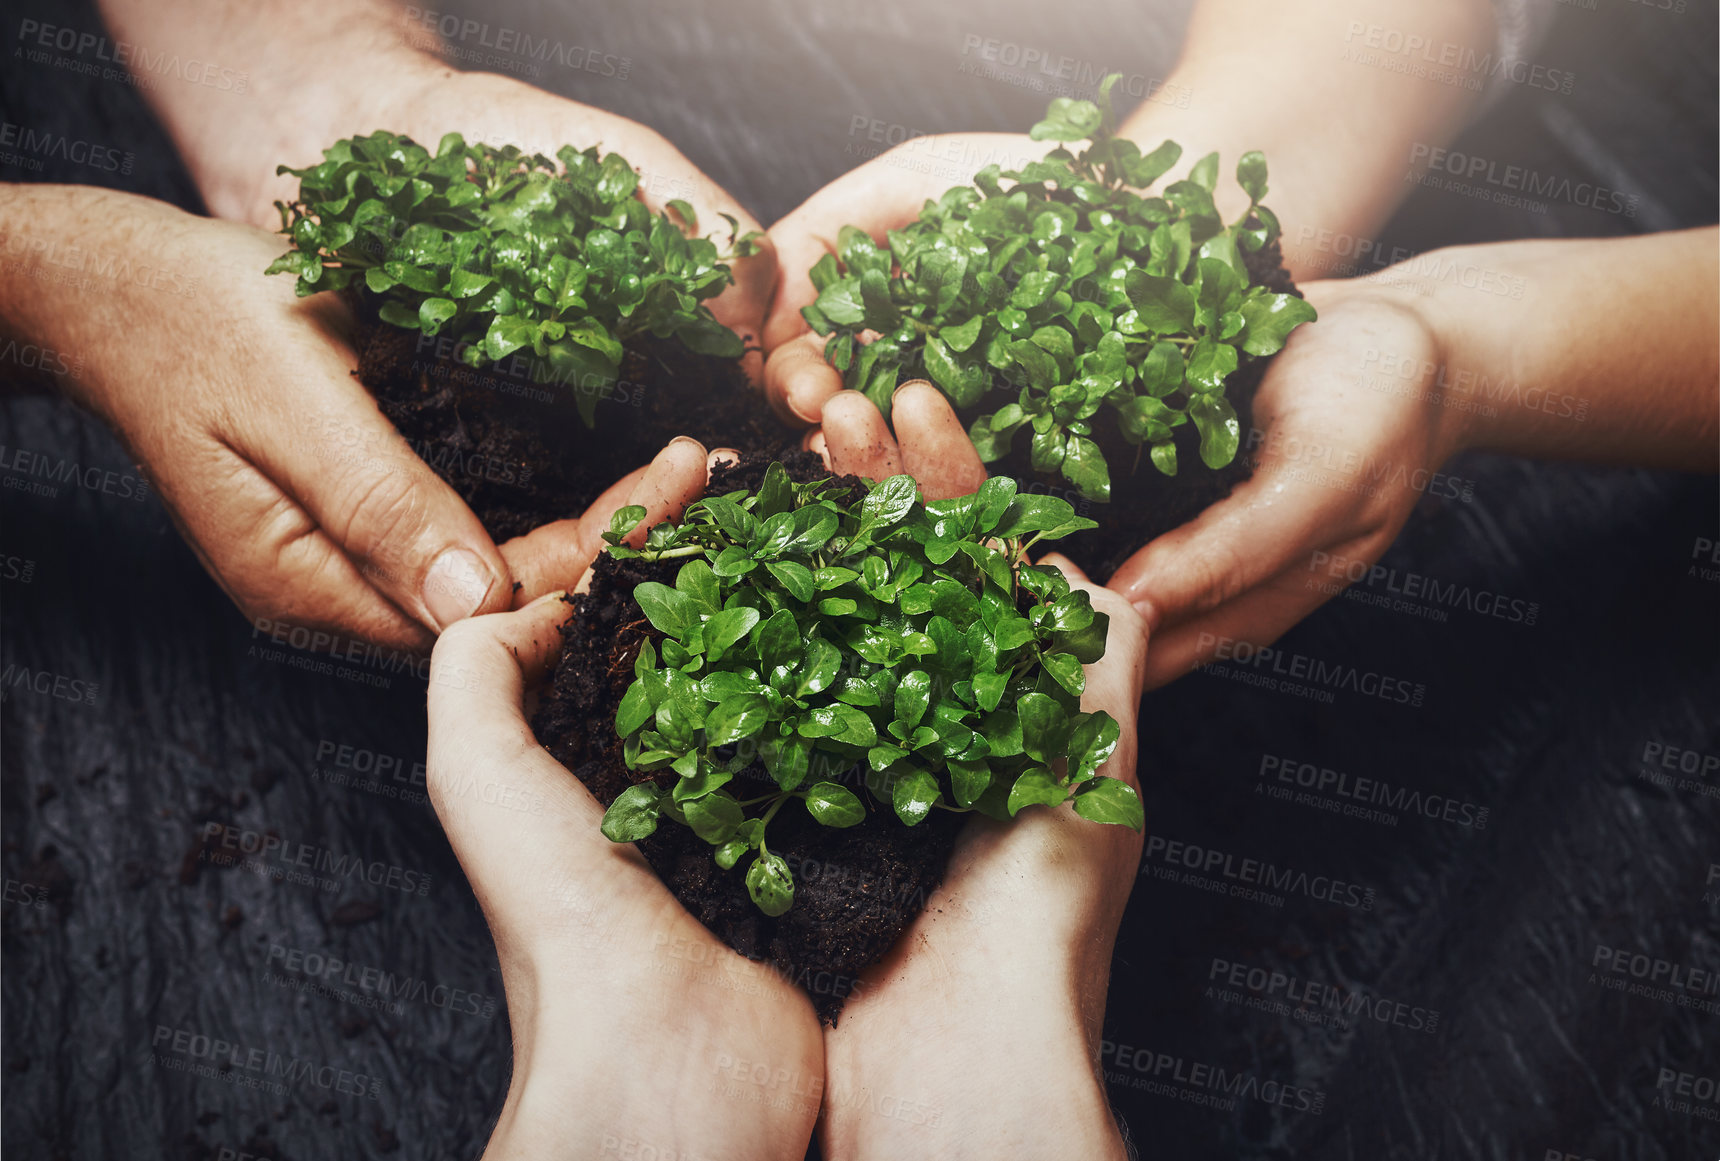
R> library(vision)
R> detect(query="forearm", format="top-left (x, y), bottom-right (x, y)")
top-left (1120, 0), bottom-right (1495, 281)
top-left (94, 0), bottom-right (442, 226)
top-left (1391, 229), bottom-right (1718, 469)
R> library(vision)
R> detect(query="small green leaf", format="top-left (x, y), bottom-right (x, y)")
top-left (803, 782), bottom-right (865, 827)
top-left (1006, 769), bottom-right (1068, 815)
top-left (601, 784), bottom-right (661, 842)
top-left (891, 768), bottom-right (942, 825)
top-left (707, 694), bottom-right (769, 745)
top-left (634, 582), bottom-right (694, 637)
top-left (1072, 777), bottom-right (1144, 830)
top-left (746, 852), bottom-right (795, 916)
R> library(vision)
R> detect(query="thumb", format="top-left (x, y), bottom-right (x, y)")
top-left (237, 366), bottom-right (514, 636)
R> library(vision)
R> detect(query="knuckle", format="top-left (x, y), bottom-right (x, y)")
top-left (332, 466), bottom-right (431, 559)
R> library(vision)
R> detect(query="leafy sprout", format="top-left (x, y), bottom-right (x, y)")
top-left (267, 131), bottom-right (760, 426)
top-left (801, 74), bottom-right (1316, 502)
top-left (598, 464), bottom-right (1141, 916)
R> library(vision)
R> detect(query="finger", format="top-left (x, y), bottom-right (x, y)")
top-left (764, 331), bottom-right (844, 426)
top-left (177, 440), bottom-right (434, 653)
top-left (800, 428), bottom-right (833, 472)
top-left (890, 380), bottom-right (988, 501)
top-left (1138, 522), bottom-right (1396, 689)
top-left (821, 392), bottom-right (903, 481)
top-left (1106, 444), bottom-right (1362, 637)
top-left (499, 438), bottom-right (708, 602)
top-left (233, 342), bottom-right (513, 635)
top-left (707, 447), bottom-right (740, 472)
top-left (426, 597), bottom-right (619, 908)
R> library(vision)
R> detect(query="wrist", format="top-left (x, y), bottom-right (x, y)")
top-left (1321, 261), bottom-right (1480, 465)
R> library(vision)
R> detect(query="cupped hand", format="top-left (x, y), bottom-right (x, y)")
top-left (427, 595), bottom-right (824, 1161)
top-left (818, 555), bottom-right (1145, 1161)
top-left (762, 132), bottom-right (1038, 424)
top-left (19, 187), bottom-right (718, 651)
top-left (1107, 278), bottom-right (1463, 688)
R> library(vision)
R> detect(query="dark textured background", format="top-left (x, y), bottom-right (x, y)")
top-left (2, 0), bottom-right (1717, 1157)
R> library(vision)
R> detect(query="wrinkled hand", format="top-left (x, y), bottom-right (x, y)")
top-left (26, 188), bottom-right (717, 651)
top-left (761, 132), bottom-right (1038, 424)
top-left (818, 553), bottom-right (1144, 1161)
top-left (1108, 279), bottom-right (1462, 687)
top-left (427, 596), bottom-right (824, 1161)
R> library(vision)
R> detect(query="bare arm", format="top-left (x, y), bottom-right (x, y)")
top-left (1418, 229), bottom-right (1719, 469)
top-left (1118, 0), bottom-right (1498, 281)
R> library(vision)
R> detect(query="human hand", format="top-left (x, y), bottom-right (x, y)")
top-left (1107, 278), bottom-right (1463, 688)
top-left (817, 555), bottom-right (1145, 1161)
top-left (761, 132), bottom-right (1039, 424)
top-left (427, 595), bottom-right (824, 1161)
top-left (0, 186), bottom-right (717, 650)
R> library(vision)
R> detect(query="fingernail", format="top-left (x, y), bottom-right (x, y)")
top-left (787, 381), bottom-right (821, 424)
top-left (708, 447), bottom-right (741, 469)
top-left (424, 547), bottom-right (494, 630)
top-left (667, 436), bottom-right (707, 455)
top-left (1130, 599), bottom-right (1160, 633)
top-left (892, 378), bottom-right (930, 401)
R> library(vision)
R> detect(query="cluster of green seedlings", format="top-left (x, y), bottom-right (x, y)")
top-left (801, 74), bottom-right (1316, 501)
top-left (267, 130), bottom-right (758, 425)
top-left (597, 465), bottom-right (1140, 915)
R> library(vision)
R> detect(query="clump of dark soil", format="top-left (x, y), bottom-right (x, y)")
top-left (530, 452), bottom-right (962, 1023)
top-left (348, 298), bottom-right (790, 542)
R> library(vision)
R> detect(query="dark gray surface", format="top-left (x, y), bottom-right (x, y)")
top-left (2, 0), bottom-right (1717, 1158)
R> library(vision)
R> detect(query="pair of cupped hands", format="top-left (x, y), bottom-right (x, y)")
top-left (61, 68), bottom-right (1454, 1159)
